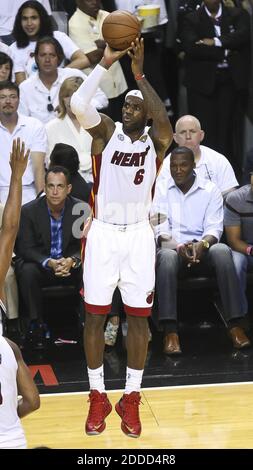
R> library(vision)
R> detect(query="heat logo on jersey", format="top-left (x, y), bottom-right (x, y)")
top-left (110, 146), bottom-right (150, 167)
top-left (146, 290), bottom-right (154, 304)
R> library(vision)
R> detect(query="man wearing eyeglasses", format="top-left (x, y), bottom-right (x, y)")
top-left (0, 81), bottom-right (46, 204)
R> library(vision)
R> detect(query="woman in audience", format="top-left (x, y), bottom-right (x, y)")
top-left (49, 143), bottom-right (91, 203)
top-left (46, 76), bottom-right (93, 183)
top-left (0, 52), bottom-right (13, 82)
top-left (10, 0), bottom-right (90, 84)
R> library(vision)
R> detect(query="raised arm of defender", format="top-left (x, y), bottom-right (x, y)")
top-left (0, 139), bottom-right (29, 292)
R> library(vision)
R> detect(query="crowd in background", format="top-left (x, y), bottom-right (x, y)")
top-left (0, 0), bottom-right (253, 352)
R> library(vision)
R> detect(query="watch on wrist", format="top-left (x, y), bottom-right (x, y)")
top-left (71, 256), bottom-right (81, 269)
top-left (201, 239), bottom-right (210, 249)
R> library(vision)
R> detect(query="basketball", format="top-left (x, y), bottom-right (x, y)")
top-left (102, 10), bottom-right (141, 51)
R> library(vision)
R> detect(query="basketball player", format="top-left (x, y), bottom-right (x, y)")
top-left (0, 139), bottom-right (40, 449)
top-left (71, 38), bottom-right (173, 437)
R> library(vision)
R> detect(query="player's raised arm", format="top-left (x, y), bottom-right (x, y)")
top-left (70, 45), bottom-right (129, 153)
top-left (128, 38), bottom-right (173, 160)
top-left (0, 139), bottom-right (29, 291)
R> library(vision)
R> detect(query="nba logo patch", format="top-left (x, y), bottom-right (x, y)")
top-left (117, 134), bottom-right (124, 141)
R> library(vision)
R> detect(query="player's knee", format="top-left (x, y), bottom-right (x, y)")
top-left (85, 312), bottom-right (106, 330)
top-left (127, 315), bottom-right (148, 335)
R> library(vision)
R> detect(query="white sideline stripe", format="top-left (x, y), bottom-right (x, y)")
top-left (40, 381), bottom-right (253, 398)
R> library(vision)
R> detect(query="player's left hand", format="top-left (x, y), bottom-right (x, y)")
top-left (128, 37), bottom-right (144, 76)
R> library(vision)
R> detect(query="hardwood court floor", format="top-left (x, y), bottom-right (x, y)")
top-left (22, 383), bottom-right (253, 449)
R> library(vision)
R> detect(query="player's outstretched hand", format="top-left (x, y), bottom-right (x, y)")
top-left (128, 37), bottom-right (144, 77)
top-left (9, 138), bottom-right (29, 178)
top-left (102, 43), bottom-right (131, 68)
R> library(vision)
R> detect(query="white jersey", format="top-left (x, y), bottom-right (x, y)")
top-left (92, 122), bottom-right (160, 225)
top-left (0, 299), bottom-right (7, 336)
top-left (0, 336), bottom-right (27, 449)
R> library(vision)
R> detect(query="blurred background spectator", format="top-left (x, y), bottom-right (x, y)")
top-left (178, 0), bottom-right (251, 181)
top-left (0, 52), bottom-right (13, 82)
top-left (0, 81), bottom-right (46, 204)
top-left (18, 36), bottom-right (107, 123)
top-left (0, 0), bottom-right (52, 45)
top-left (10, 1), bottom-right (90, 84)
top-left (49, 143), bottom-right (91, 202)
top-left (45, 76), bottom-right (93, 183)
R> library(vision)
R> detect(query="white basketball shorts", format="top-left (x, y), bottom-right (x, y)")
top-left (84, 218), bottom-right (155, 316)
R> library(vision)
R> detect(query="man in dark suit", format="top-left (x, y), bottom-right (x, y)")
top-left (15, 166), bottom-right (85, 349)
top-left (179, 0), bottom-right (251, 178)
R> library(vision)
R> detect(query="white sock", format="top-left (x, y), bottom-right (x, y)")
top-left (87, 365), bottom-right (105, 393)
top-left (124, 367), bottom-right (143, 394)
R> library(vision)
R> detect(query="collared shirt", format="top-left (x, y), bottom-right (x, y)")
top-left (152, 174), bottom-right (223, 243)
top-left (18, 67), bottom-right (108, 124)
top-left (204, 3), bottom-right (230, 67)
top-left (42, 207), bottom-right (64, 268)
top-left (205, 3), bottom-right (222, 45)
top-left (224, 184), bottom-right (253, 244)
top-left (0, 113), bottom-right (46, 187)
top-left (49, 207), bottom-right (64, 259)
top-left (154, 145), bottom-right (238, 197)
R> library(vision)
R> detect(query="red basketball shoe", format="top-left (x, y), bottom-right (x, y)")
top-left (115, 391), bottom-right (142, 438)
top-left (85, 390), bottom-right (112, 435)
